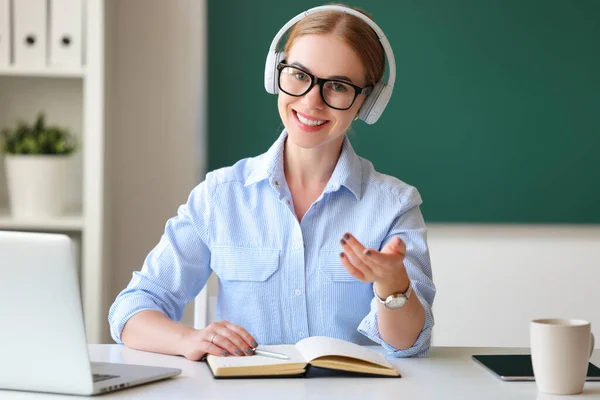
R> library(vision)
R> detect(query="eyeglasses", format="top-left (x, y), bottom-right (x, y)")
top-left (277, 62), bottom-right (373, 110)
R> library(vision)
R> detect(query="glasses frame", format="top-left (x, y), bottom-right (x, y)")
top-left (276, 62), bottom-right (373, 111)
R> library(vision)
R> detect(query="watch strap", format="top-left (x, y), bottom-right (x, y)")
top-left (373, 281), bottom-right (412, 304)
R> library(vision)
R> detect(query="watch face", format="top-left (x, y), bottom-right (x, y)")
top-left (386, 295), bottom-right (407, 309)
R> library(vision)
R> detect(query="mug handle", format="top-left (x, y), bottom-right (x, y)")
top-left (590, 333), bottom-right (596, 358)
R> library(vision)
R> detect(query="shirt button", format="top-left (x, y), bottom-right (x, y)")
top-left (286, 200), bottom-right (291, 205)
top-left (274, 180), bottom-right (279, 186)
top-left (295, 289), bottom-right (301, 296)
top-left (298, 332), bottom-right (305, 338)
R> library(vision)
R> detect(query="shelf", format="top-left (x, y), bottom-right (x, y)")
top-left (0, 67), bottom-right (85, 78)
top-left (0, 207), bottom-right (84, 231)
top-left (0, 0), bottom-right (106, 344)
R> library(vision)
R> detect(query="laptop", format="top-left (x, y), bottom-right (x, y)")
top-left (0, 230), bottom-right (181, 396)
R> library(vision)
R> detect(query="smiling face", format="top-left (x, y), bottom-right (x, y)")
top-left (278, 34), bottom-right (368, 151)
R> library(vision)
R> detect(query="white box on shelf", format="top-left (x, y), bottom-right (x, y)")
top-left (13, 0), bottom-right (48, 68)
top-left (0, 0), bottom-right (10, 67)
top-left (49, 0), bottom-right (83, 68)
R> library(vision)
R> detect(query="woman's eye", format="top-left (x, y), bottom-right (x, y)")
top-left (331, 82), bottom-right (348, 92)
top-left (294, 72), bottom-right (308, 81)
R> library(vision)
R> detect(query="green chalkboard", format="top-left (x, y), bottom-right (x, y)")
top-left (208, 0), bottom-right (600, 223)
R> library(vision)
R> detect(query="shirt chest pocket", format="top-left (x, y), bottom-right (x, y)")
top-left (210, 246), bottom-right (280, 281)
top-left (318, 250), bottom-right (357, 282)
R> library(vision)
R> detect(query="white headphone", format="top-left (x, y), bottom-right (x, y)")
top-left (264, 5), bottom-right (396, 125)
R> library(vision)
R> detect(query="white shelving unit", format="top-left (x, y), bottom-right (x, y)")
top-left (0, 207), bottom-right (84, 230)
top-left (0, 0), bottom-right (107, 343)
top-left (0, 67), bottom-right (85, 78)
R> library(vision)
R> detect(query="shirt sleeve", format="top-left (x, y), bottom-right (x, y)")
top-left (108, 178), bottom-right (213, 344)
top-left (357, 186), bottom-right (436, 357)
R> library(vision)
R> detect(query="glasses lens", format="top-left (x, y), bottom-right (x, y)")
top-left (279, 66), bottom-right (312, 96)
top-left (323, 81), bottom-right (356, 110)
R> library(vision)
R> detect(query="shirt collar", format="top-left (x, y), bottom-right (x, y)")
top-left (245, 130), bottom-right (363, 200)
top-left (244, 130), bottom-right (287, 187)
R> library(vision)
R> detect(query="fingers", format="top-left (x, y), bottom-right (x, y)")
top-left (182, 331), bottom-right (230, 361)
top-left (365, 241), bottom-right (406, 267)
top-left (339, 235), bottom-right (377, 279)
top-left (339, 233), bottom-right (382, 278)
top-left (203, 342), bottom-right (230, 358)
top-left (339, 233), bottom-right (406, 282)
top-left (221, 322), bottom-right (258, 355)
top-left (225, 322), bottom-right (259, 348)
top-left (386, 236), bottom-right (406, 256)
top-left (339, 252), bottom-right (367, 281)
top-left (206, 321), bottom-right (256, 357)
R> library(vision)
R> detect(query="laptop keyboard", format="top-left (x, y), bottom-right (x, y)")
top-left (93, 373), bottom-right (120, 383)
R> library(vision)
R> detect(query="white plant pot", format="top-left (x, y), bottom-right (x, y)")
top-left (4, 155), bottom-right (69, 218)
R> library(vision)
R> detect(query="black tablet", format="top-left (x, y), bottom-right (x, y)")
top-left (472, 354), bottom-right (600, 381)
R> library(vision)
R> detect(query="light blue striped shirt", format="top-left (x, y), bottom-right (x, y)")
top-left (109, 130), bottom-right (436, 357)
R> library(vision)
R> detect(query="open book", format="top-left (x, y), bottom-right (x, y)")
top-left (206, 336), bottom-right (400, 378)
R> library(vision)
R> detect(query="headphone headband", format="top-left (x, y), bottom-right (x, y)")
top-left (268, 6), bottom-right (396, 88)
top-left (264, 5), bottom-right (396, 124)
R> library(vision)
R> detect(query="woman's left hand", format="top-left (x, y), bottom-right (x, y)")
top-left (339, 232), bottom-right (409, 291)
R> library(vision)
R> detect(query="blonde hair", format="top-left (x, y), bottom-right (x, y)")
top-left (283, 4), bottom-right (385, 87)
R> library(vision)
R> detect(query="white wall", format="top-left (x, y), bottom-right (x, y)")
top-left (429, 224), bottom-right (600, 348)
top-left (106, 0), bottom-right (206, 341)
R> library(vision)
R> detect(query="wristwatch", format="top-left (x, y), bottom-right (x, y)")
top-left (373, 282), bottom-right (413, 310)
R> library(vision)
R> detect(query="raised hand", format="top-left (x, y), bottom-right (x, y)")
top-left (339, 232), bottom-right (409, 294)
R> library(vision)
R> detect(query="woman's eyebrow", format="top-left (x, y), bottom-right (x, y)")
top-left (290, 61), bottom-right (354, 83)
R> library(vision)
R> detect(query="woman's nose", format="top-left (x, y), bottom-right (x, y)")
top-left (301, 84), bottom-right (325, 109)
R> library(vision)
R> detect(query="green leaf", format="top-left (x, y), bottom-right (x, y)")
top-left (0, 113), bottom-right (77, 155)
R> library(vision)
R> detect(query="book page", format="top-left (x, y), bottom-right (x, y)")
top-left (295, 336), bottom-right (394, 369)
top-left (207, 344), bottom-right (305, 369)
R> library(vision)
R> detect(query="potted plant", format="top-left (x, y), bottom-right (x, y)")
top-left (1, 113), bottom-right (77, 218)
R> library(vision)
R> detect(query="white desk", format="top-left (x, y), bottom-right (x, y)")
top-left (1, 346), bottom-right (599, 399)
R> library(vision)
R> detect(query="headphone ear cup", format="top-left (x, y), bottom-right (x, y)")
top-left (358, 82), bottom-right (393, 124)
top-left (264, 50), bottom-right (285, 94)
top-left (358, 82), bottom-right (384, 124)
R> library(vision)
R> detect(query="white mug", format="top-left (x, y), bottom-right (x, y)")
top-left (530, 318), bottom-right (595, 395)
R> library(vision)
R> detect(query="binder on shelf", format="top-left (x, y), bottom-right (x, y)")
top-left (13, 0), bottom-right (48, 68)
top-left (0, 0), bottom-right (9, 67)
top-left (50, 0), bottom-right (83, 68)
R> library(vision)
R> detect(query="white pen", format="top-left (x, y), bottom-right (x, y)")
top-left (252, 348), bottom-right (290, 360)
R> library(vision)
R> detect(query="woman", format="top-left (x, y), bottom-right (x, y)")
top-left (109, 4), bottom-right (435, 360)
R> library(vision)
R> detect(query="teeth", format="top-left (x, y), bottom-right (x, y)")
top-left (296, 112), bottom-right (326, 126)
